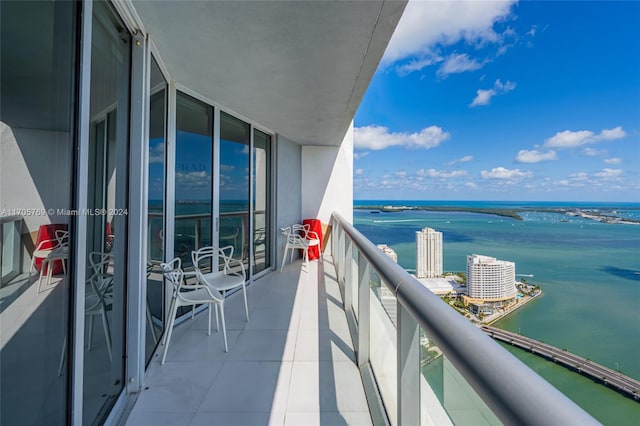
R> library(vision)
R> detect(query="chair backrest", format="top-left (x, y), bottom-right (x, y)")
top-left (55, 230), bottom-right (69, 246)
top-left (280, 226), bottom-right (292, 235)
top-left (161, 257), bottom-right (181, 273)
top-left (191, 246), bottom-right (216, 269)
top-left (191, 245), bottom-right (245, 278)
top-left (160, 257), bottom-right (184, 294)
top-left (86, 252), bottom-right (114, 308)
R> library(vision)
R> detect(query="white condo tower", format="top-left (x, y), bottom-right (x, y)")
top-left (466, 254), bottom-right (517, 301)
top-left (416, 227), bottom-right (443, 278)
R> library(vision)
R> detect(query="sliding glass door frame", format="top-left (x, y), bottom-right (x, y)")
top-left (170, 85), bottom-right (275, 282)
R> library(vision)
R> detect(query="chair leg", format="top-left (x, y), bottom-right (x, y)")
top-left (46, 263), bottom-right (54, 287)
top-left (215, 304), bottom-right (220, 332)
top-left (162, 297), bottom-right (177, 346)
top-left (38, 259), bottom-right (47, 291)
top-left (161, 303), bottom-right (179, 364)
top-left (219, 303), bottom-right (228, 352)
top-left (207, 304), bottom-right (212, 336)
top-left (280, 247), bottom-right (289, 272)
top-left (242, 284), bottom-right (249, 321)
top-left (146, 299), bottom-right (158, 343)
top-left (58, 335), bottom-right (67, 377)
top-left (87, 315), bottom-right (94, 351)
top-left (101, 307), bottom-right (112, 362)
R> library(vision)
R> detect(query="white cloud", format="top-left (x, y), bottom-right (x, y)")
top-left (437, 53), bottom-right (485, 77)
top-left (354, 151), bottom-right (370, 160)
top-left (544, 127), bottom-right (627, 149)
top-left (570, 172), bottom-right (589, 181)
top-left (470, 79), bottom-right (516, 107)
top-left (395, 171), bottom-right (408, 177)
top-left (149, 141), bottom-right (166, 164)
top-left (470, 89), bottom-right (495, 107)
top-left (176, 171), bottom-right (210, 187)
top-left (383, 0), bottom-right (517, 68)
top-left (355, 168), bottom-right (364, 175)
top-left (604, 158), bottom-right (622, 165)
top-left (583, 147), bottom-right (606, 157)
top-left (398, 55), bottom-right (443, 75)
top-left (465, 182), bottom-right (478, 189)
top-left (595, 168), bottom-right (623, 178)
top-left (448, 155), bottom-right (474, 165)
top-left (600, 127), bottom-right (627, 140)
top-left (515, 149), bottom-right (557, 163)
top-left (354, 125), bottom-right (450, 150)
top-left (481, 167), bottom-right (532, 180)
top-left (417, 168), bottom-right (468, 178)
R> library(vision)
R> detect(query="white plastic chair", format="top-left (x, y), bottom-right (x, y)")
top-left (160, 258), bottom-right (227, 364)
top-left (191, 246), bottom-right (249, 322)
top-left (85, 252), bottom-right (114, 359)
top-left (31, 229), bottom-right (69, 289)
top-left (280, 224), bottom-right (320, 272)
top-left (58, 251), bottom-right (113, 376)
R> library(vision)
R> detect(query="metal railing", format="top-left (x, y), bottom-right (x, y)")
top-left (330, 212), bottom-right (598, 426)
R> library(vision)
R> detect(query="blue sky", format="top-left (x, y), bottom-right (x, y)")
top-left (353, 0), bottom-right (640, 202)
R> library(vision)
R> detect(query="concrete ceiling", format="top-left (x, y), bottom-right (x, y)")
top-left (131, 0), bottom-right (406, 146)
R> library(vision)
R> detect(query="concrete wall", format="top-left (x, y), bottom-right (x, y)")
top-left (275, 135), bottom-right (302, 268)
top-left (0, 122), bottom-right (73, 235)
top-left (301, 122), bottom-right (353, 254)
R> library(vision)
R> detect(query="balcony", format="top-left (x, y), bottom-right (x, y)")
top-left (124, 213), bottom-right (598, 425)
top-left (125, 253), bottom-right (370, 425)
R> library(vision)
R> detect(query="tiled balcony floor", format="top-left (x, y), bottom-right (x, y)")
top-left (124, 255), bottom-right (372, 426)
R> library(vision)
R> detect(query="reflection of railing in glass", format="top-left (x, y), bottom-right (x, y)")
top-left (155, 211), bottom-right (250, 266)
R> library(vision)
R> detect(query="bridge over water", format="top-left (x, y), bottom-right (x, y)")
top-left (482, 325), bottom-right (640, 402)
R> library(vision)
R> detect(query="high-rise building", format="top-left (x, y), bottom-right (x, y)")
top-left (466, 254), bottom-right (517, 304)
top-left (416, 227), bottom-right (442, 278)
top-left (377, 244), bottom-right (398, 263)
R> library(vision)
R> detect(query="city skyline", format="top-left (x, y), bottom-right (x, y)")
top-left (353, 0), bottom-right (640, 202)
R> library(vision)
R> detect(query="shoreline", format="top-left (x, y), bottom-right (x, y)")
top-left (485, 290), bottom-right (542, 326)
top-left (355, 204), bottom-right (640, 225)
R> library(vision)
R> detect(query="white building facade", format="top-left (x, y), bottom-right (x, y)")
top-left (377, 244), bottom-right (398, 263)
top-left (416, 227), bottom-right (443, 278)
top-left (466, 254), bottom-right (517, 304)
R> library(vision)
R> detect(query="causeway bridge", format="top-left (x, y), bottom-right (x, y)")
top-left (481, 325), bottom-right (640, 401)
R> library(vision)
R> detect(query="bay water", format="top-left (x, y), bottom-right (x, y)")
top-left (353, 200), bottom-right (640, 424)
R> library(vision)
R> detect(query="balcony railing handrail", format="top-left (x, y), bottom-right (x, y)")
top-left (331, 212), bottom-right (598, 426)
top-left (148, 211), bottom-right (253, 219)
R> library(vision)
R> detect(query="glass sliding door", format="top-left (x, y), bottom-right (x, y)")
top-left (252, 130), bottom-right (271, 275)
top-left (83, 1), bottom-right (130, 423)
top-left (0, 1), bottom-right (77, 424)
top-left (145, 57), bottom-right (167, 365)
top-left (219, 112), bottom-right (250, 268)
top-left (175, 93), bottom-right (213, 267)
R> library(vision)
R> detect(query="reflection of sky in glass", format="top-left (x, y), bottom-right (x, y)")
top-left (220, 139), bottom-right (248, 202)
top-left (148, 137), bottom-right (164, 204)
top-left (176, 130), bottom-right (212, 201)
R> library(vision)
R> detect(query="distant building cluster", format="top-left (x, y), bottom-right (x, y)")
top-left (416, 227), bottom-right (442, 278)
top-left (382, 227), bottom-right (519, 313)
top-left (377, 244), bottom-right (397, 263)
top-left (465, 254), bottom-right (517, 307)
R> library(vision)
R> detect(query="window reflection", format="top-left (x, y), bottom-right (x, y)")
top-left (145, 57), bottom-right (167, 365)
top-left (175, 93), bottom-right (213, 267)
top-left (252, 130), bottom-right (271, 274)
top-left (220, 112), bottom-right (250, 268)
top-left (83, 2), bottom-right (130, 423)
top-left (0, 0), bottom-right (76, 424)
